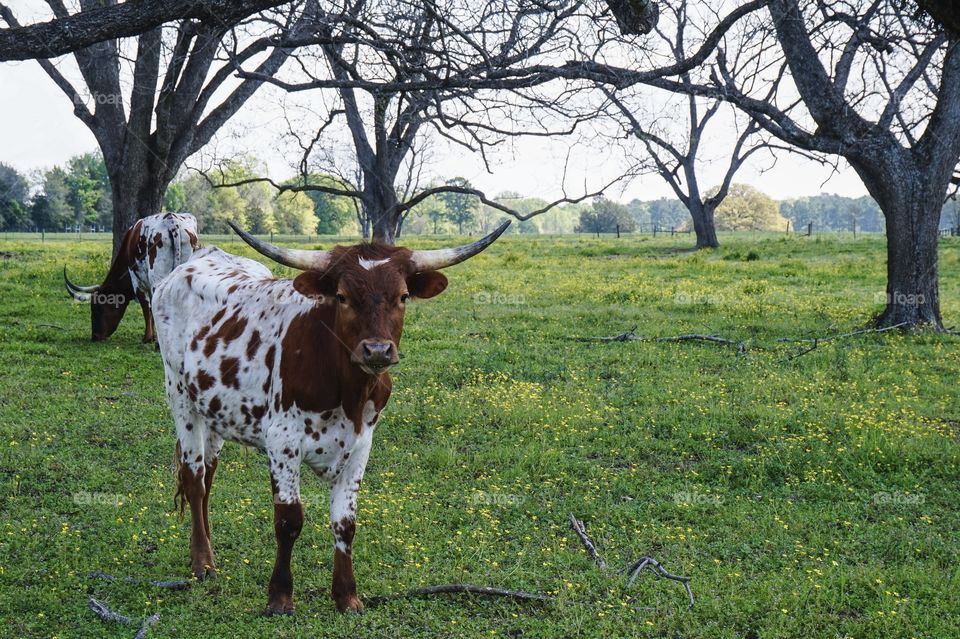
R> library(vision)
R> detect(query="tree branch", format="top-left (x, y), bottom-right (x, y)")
top-left (0, 0), bottom-right (291, 61)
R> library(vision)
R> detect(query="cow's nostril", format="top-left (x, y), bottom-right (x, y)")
top-left (361, 341), bottom-right (395, 365)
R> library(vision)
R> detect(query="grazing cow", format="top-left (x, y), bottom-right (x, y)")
top-left (64, 212), bottom-right (200, 342)
top-left (153, 220), bottom-right (510, 614)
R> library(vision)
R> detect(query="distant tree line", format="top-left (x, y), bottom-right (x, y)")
top-left (3, 152), bottom-right (957, 236)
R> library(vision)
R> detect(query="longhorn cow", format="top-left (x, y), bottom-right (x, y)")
top-left (64, 212), bottom-right (200, 342)
top-left (152, 220), bottom-right (510, 614)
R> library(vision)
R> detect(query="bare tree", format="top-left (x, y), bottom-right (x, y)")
top-left (561, 0), bottom-right (960, 329)
top-left (0, 1), bottom-right (313, 255)
top-left (225, 0), bottom-right (614, 243)
top-left (602, 1), bottom-right (782, 249)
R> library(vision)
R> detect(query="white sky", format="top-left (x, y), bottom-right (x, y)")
top-left (0, 40), bottom-right (871, 203)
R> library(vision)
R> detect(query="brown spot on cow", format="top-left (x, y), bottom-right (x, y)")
top-left (148, 232), bottom-right (163, 267)
top-left (220, 357), bottom-right (240, 389)
top-left (204, 313), bottom-right (247, 357)
top-left (263, 345), bottom-right (276, 392)
top-left (191, 325), bottom-right (210, 352)
top-left (246, 330), bottom-right (261, 359)
top-left (197, 369), bottom-right (215, 391)
top-left (207, 396), bottom-right (222, 417)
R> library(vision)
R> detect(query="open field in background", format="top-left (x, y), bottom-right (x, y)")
top-left (0, 233), bottom-right (958, 638)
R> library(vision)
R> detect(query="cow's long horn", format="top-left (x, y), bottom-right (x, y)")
top-left (64, 266), bottom-right (98, 301)
top-left (410, 220), bottom-right (511, 271)
top-left (228, 221), bottom-right (332, 271)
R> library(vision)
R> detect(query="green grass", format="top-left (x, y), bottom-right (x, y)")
top-left (1, 232), bottom-right (958, 638)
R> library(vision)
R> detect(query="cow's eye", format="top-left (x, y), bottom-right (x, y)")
top-left (400, 293), bottom-right (410, 303)
top-left (336, 293), bottom-right (347, 304)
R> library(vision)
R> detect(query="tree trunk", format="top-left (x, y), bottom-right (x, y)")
top-left (874, 187), bottom-right (943, 329)
top-left (108, 167), bottom-right (168, 258)
top-left (364, 180), bottom-right (399, 245)
top-left (856, 154), bottom-right (945, 329)
top-left (689, 201), bottom-right (719, 249)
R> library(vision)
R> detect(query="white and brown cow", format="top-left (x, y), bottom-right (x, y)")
top-left (64, 212), bottom-right (200, 342)
top-left (153, 220), bottom-right (510, 615)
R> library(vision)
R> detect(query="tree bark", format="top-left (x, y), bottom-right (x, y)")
top-left (688, 201), bottom-right (719, 249)
top-left (856, 157), bottom-right (946, 328)
top-left (364, 178), bottom-right (400, 244)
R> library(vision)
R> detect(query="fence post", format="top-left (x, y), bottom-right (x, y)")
top-left (806, 222), bottom-right (813, 236)
top-left (616, 224), bottom-right (620, 239)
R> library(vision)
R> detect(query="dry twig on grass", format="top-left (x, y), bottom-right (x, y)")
top-left (625, 556), bottom-right (694, 610)
top-left (569, 513), bottom-right (606, 569)
top-left (568, 513), bottom-right (694, 609)
top-left (89, 598), bottom-right (133, 625)
top-left (778, 322), bottom-right (909, 360)
top-left (569, 325), bottom-right (745, 353)
top-left (89, 598), bottom-right (161, 638)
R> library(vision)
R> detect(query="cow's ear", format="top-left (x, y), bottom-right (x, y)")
top-left (407, 271), bottom-right (448, 299)
top-left (293, 271), bottom-right (338, 301)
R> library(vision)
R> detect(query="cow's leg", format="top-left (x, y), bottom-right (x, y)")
top-left (176, 422), bottom-right (216, 579)
top-left (139, 297), bottom-right (155, 343)
top-left (329, 428), bottom-right (374, 613)
top-left (265, 451), bottom-right (303, 616)
top-left (201, 433), bottom-right (224, 541)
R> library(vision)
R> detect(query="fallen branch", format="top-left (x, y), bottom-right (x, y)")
top-left (624, 556), bottom-right (694, 610)
top-left (134, 614), bottom-right (161, 639)
top-left (657, 334), bottom-right (745, 353)
top-left (89, 598), bottom-right (133, 625)
top-left (363, 584), bottom-right (552, 608)
top-left (778, 322), bottom-right (909, 360)
top-left (569, 513), bottom-right (606, 569)
top-left (89, 598), bottom-right (162, 638)
top-left (87, 571), bottom-right (191, 590)
top-left (569, 324), bottom-right (640, 342)
top-left (569, 325), bottom-right (745, 352)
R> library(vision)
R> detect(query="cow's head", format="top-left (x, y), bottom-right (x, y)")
top-left (229, 220), bottom-right (511, 375)
top-left (64, 227), bottom-right (139, 341)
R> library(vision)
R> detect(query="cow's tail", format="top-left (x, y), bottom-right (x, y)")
top-left (173, 440), bottom-right (186, 520)
top-left (168, 224), bottom-right (183, 268)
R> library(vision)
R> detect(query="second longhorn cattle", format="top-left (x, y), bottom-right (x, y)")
top-left (64, 212), bottom-right (200, 342)
top-left (153, 220), bottom-right (510, 614)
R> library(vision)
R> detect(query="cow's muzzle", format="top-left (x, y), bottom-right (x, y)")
top-left (355, 340), bottom-right (399, 374)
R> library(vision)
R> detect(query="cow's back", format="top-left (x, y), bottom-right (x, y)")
top-left (154, 247), bottom-right (274, 372)
top-left (132, 213), bottom-right (201, 297)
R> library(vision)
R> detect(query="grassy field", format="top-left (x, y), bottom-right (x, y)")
top-left (1, 232), bottom-right (958, 638)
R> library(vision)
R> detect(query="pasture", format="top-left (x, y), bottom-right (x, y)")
top-left (0, 233), bottom-right (958, 638)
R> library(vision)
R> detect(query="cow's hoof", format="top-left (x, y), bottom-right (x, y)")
top-left (192, 565), bottom-right (217, 580)
top-left (335, 596), bottom-right (364, 614)
top-left (263, 605), bottom-right (295, 617)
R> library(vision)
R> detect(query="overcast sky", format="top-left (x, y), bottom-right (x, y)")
top-left (0, 55), bottom-right (871, 203)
